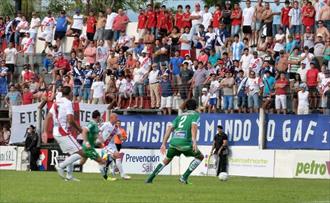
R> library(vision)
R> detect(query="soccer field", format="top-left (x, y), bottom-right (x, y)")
top-left (0, 171), bottom-right (329, 203)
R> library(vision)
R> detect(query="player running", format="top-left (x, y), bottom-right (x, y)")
top-left (44, 86), bottom-right (83, 181)
top-left (145, 99), bottom-right (204, 184)
top-left (99, 113), bottom-right (131, 180)
top-left (79, 110), bottom-right (107, 179)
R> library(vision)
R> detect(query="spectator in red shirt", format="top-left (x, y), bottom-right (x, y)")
top-left (302, 1), bottom-right (315, 33)
top-left (156, 5), bottom-right (168, 38)
top-left (306, 61), bottom-right (320, 110)
top-left (182, 5), bottom-right (192, 31)
top-left (166, 10), bottom-right (173, 34)
top-left (281, 1), bottom-right (291, 34)
top-left (145, 4), bottom-right (156, 34)
top-left (86, 11), bottom-right (97, 42)
top-left (22, 85), bottom-right (34, 105)
top-left (53, 52), bottom-right (70, 76)
top-left (21, 65), bottom-right (35, 83)
top-left (212, 4), bottom-right (222, 31)
top-left (231, 3), bottom-right (242, 36)
top-left (275, 72), bottom-right (289, 114)
top-left (175, 5), bottom-right (184, 30)
top-left (112, 9), bottom-right (129, 41)
top-left (137, 9), bottom-right (147, 40)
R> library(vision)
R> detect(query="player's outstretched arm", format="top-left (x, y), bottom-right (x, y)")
top-left (82, 127), bottom-right (90, 148)
top-left (68, 114), bottom-right (83, 134)
top-left (43, 112), bottom-right (53, 134)
top-left (160, 125), bottom-right (173, 155)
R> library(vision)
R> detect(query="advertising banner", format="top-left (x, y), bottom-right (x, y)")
top-left (275, 150), bottom-right (330, 179)
top-left (265, 114), bottom-right (330, 150)
top-left (10, 103), bottom-right (108, 144)
top-left (120, 113), bottom-right (260, 149)
top-left (0, 146), bottom-right (17, 170)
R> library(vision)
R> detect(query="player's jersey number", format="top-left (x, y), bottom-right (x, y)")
top-left (178, 115), bottom-right (187, 129)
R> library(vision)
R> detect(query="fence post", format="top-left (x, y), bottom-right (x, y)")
top-left (106, 105), bottom-right (111, 121)
top-left (258, 108), bottom-right (266, 149)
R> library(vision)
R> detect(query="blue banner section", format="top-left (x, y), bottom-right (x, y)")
top-left (265, 114), bottom-right (330, 150)
top-left (119, 113), bottom-right (259, 149)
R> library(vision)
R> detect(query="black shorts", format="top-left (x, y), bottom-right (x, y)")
top-left (288, 72), bottom-right (297, 80)
top-left (115, 144), bottom-right (122, 151)
top-left (86, 32), bottom-right (95, 41)
top-left (104, 29), bottom-right (114, 40)
top-left (6, 64), bottom-right (15, 73)
top-left (54, 31), bottom-right (66, 40)
top-left (308, 86), bottom-right (318, 95)
top-left (266, 22), bottom-right (273, 37)
top-left (242, 26), bottom-right (252, 34)
top-left (71, 28), bottom-right (82, 36)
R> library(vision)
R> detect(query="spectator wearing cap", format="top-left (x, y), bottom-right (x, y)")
top-left (289, 1), bottom-right (302, 36)
top-left (160, 73), bottom-right (173, 115)
top-left (148, 63), bottom-right (161, 109)
top-left (66, 9), bottom-right (84, 37)
top-left (288, 47), bottom-right (302, 79)
top-left (303, 26), bottom-right (315, 52)
top-left (229, 3), bottom-right (241, 37)
top-left (53, 52), bottom-right (70, 76)
top-left (246, 70), bottom-right (264, 113)
top-left (297, 83), bottom-right (310, 115)
top-left (275, 72), bottom-right (289, 114)
top-left (306, 61), bottom-right (320, 111)
top-left (0, 61), bottom-right (8, 107)
top-left (314, 34), bottom-right (326, 65)
top-left (192, 61), bottom-right (208, 105)
top-left (220, 71), bottom-right (235, 113)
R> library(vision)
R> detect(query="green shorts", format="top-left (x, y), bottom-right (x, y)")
top-left (82, 145), bottom-right (100, 160)
top-left (166, 145), bottom-right (202, 160)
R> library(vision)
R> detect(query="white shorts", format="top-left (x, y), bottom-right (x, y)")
top-left (40, 30), bottom-right (53, 42)
top-left (275, 95), bottom-right (287, 110)
top-left (161, 96), bottom-right (173, 108)
top-left (54, 134), bottom-right (81, 154)
top-left (297, 106), bottom-right (309, 115)
top-left (103, 144), bottom-right (118, 161)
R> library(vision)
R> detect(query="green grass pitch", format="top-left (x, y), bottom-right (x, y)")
top-left (0, 170), bottom-right (329, 203)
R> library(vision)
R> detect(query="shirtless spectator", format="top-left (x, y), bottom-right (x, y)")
top-left (253, 0), bottom-right (264, 46)
top-left (316, 20), bottom-right (330, 41)
top-left (276, 50), bottom-right (289, 73)
top-left (94, 11), bottom-right (106, 42)
top-left (319, 0), bottom-right (330, 30)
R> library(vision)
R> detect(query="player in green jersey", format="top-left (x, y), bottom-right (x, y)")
top-left (80, 110), bottom-right (107, 179)
top-left (146, 99), bottom-right (204, 184)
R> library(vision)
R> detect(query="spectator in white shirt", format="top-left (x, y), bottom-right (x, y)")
top-left (246, 70), bottom-right (264, 113)
top-left (115, 74), bottom-right (127, 109)
top-left (190, 3), bottom-right (203, 36)
top-left (242, 0), bottom-right (254, 42)
top-left (288, 1), bottom-right (302, 36)
top-left (133, 64), bottom-right (147, 108)
top-left (90, 74), bottom-right (105, 104)
top-left (148, 63), bottom-right (161, 109)
top-left (66, 9), bottom-right (84, 37)
top-left (104, 7), bottom-right (118, 48)
top-left (39, 11), bottom-right (56, 53)
top-left (240, 48), bottom-right (253, 76)
top-left (297, 83), bottom-right (309, 115)
top-left (202, 5), bottom-right (212, 31)
top-left (29, 12), bottom-right (40, 40)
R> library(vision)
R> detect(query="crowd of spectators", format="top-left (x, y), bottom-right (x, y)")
top-left (0, 0), bottom-right (330, 121)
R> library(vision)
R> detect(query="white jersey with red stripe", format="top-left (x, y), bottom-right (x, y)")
top-left (100, 122), bottom-right (120, 146)
top-left (49, 96), bottom-right (74, 137)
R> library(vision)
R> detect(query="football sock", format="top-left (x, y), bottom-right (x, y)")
top-left (182, 159), bottom-right (202, 180)
top-left (116, 159), bottom-right (125, 177)
top-left (148, 163), bottom-right (165, 181)
top-left (59, 153), bottom-right (81, 169)
top-left (66, 164), bottom-right (74, 179)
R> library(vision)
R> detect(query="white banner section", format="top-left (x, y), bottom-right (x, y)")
top-left (0, 146), bottom-right (17, 170)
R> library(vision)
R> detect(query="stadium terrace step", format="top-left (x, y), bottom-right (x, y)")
top-left (0, 108), bottom-right (10, 122)
top-left (112, 108), bottom-right (162, 115)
